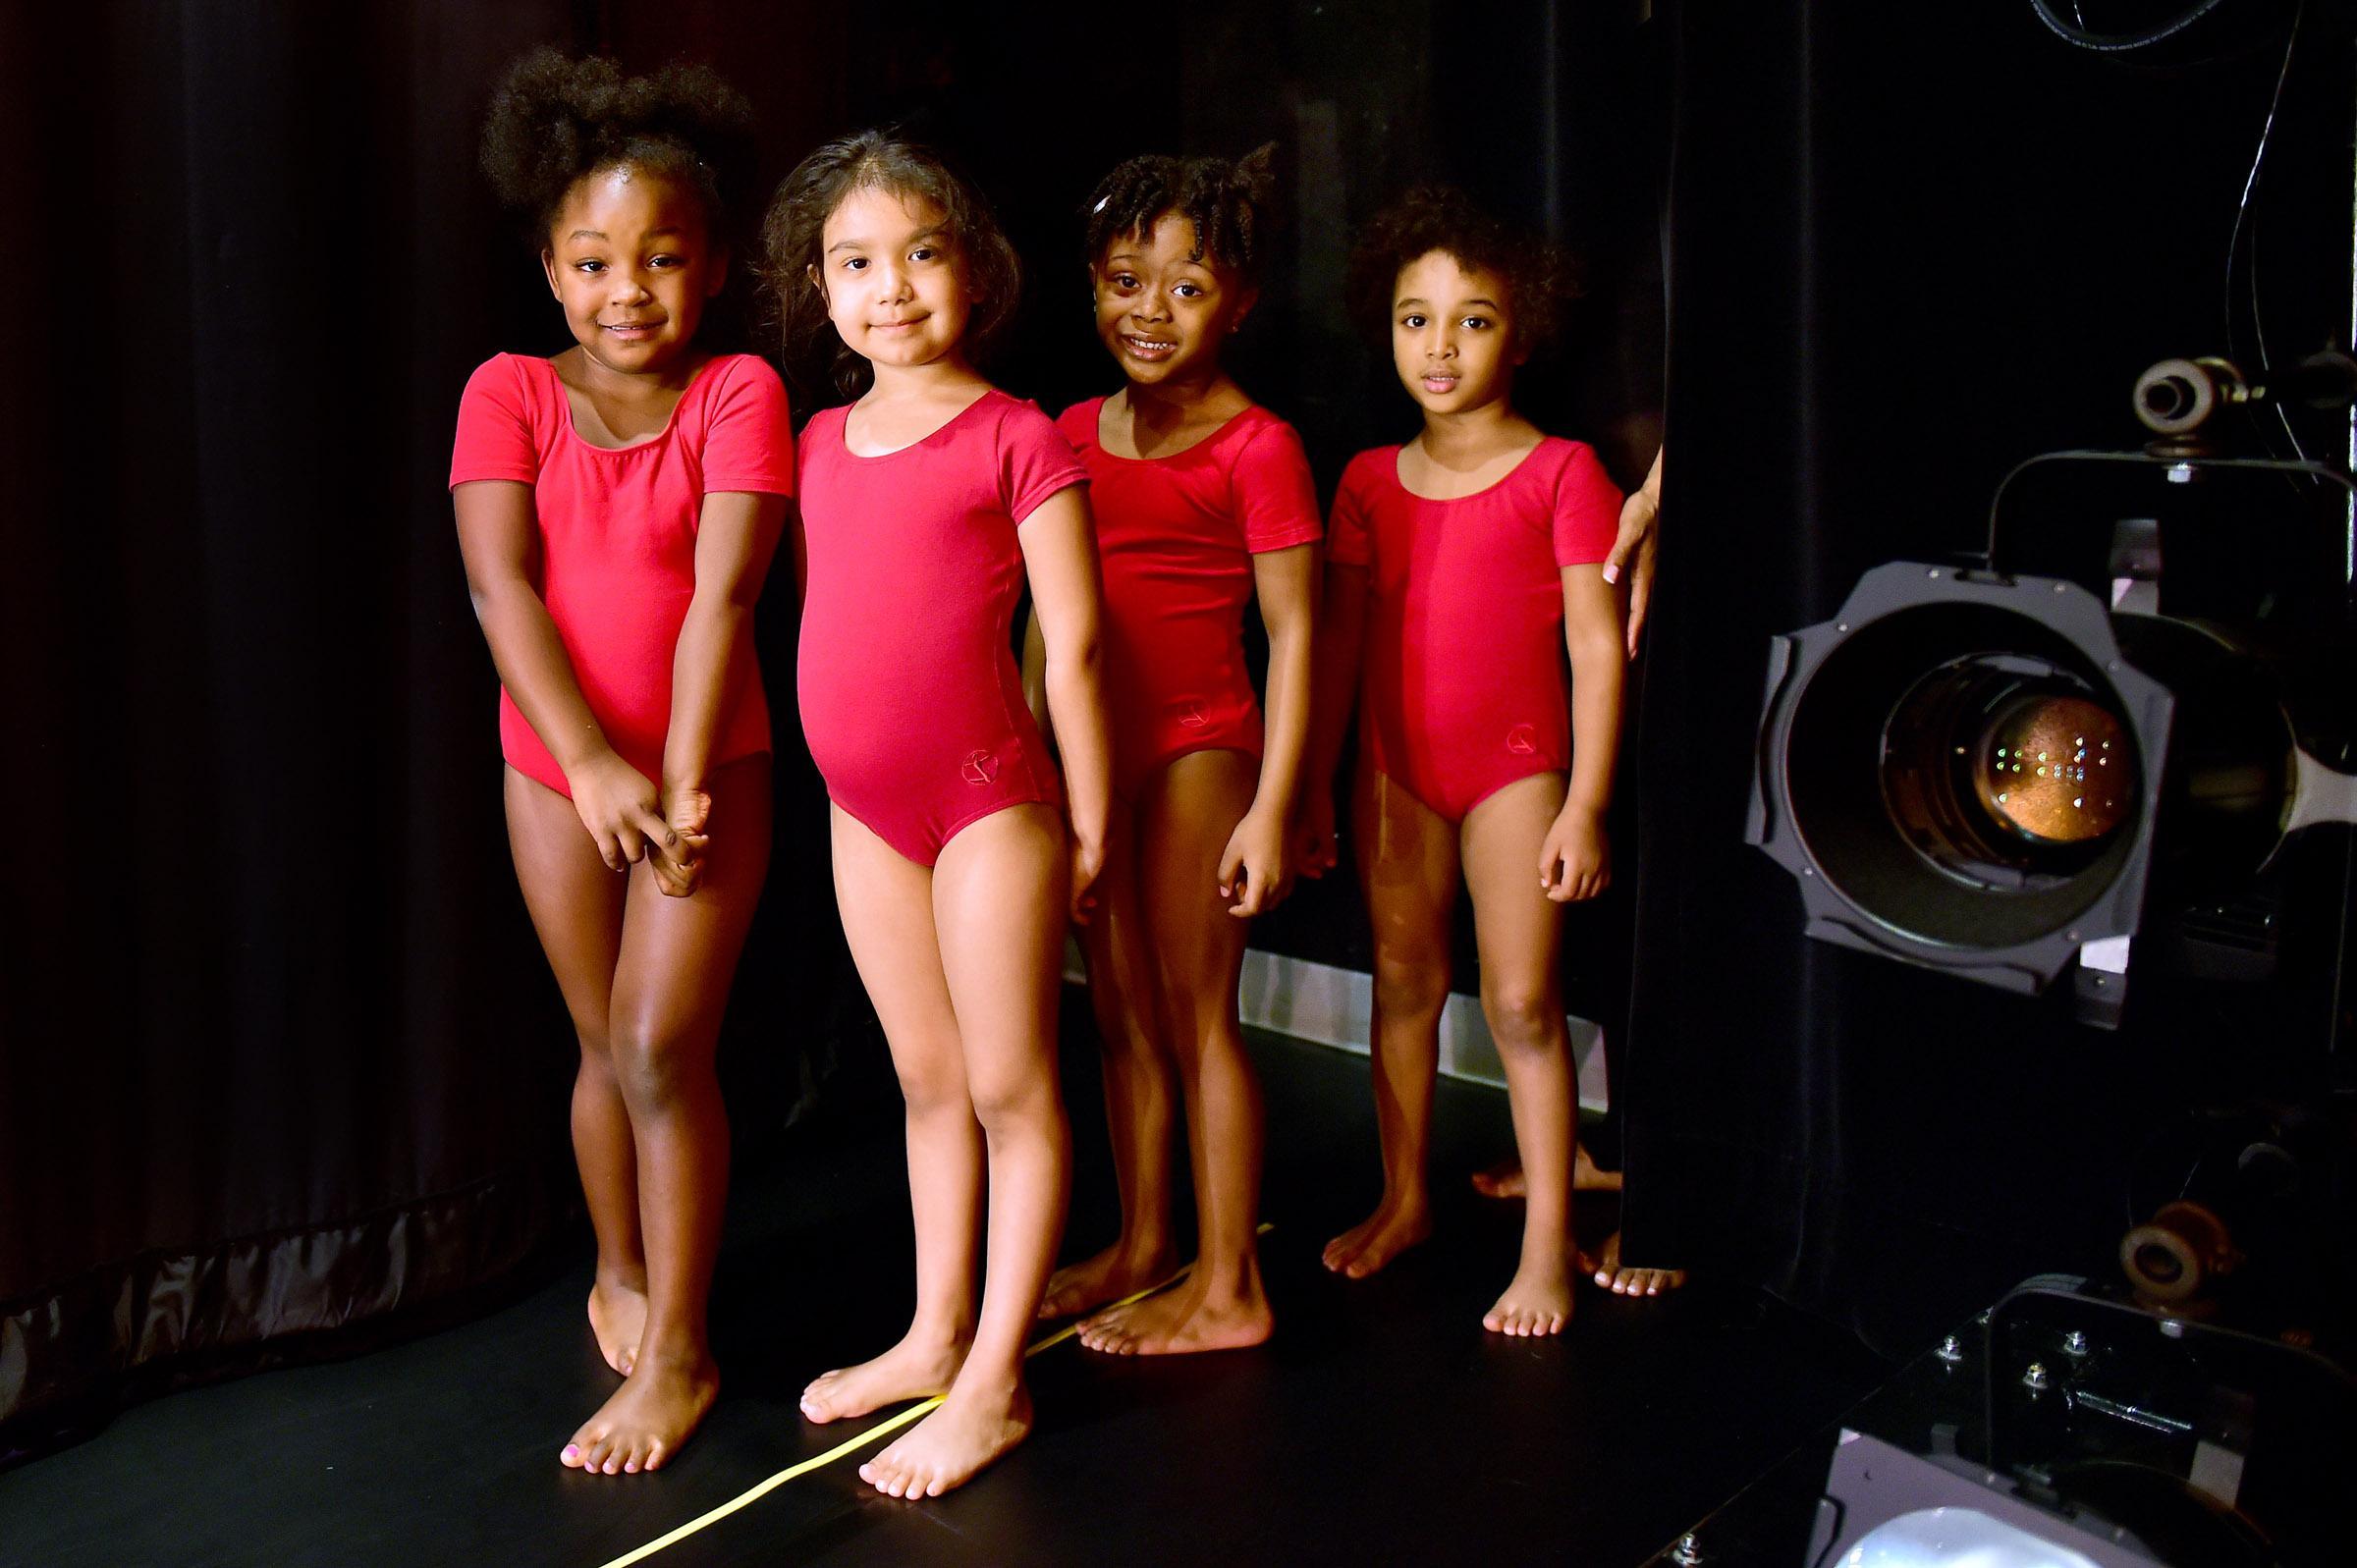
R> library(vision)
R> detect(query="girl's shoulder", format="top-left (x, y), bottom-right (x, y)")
top-left (1338, 444), bottom-right (1406, 495)
top-left (1054, 395), bottom-right (1109, 452)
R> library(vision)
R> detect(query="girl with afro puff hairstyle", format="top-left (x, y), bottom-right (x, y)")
top-left (450, 50), bottom-right (791, 1476)
top-left (1019, 145), bottom-right (1319, 1360)
top-left (1294, 187), bottom-right (1627, 1336)
top-left (763, 132), bottom-right (1111, 1499)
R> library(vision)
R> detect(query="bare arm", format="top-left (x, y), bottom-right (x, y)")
top-left (453, 478), bottom-right (678, 872)
top-left (656, 489), bottom-right (789, 892)
top-left (1220, 543), bottom-right (1317, 915)
top-left (1292, 560), bottom-right (1369, 878)
top-left (1017, 485), bottom-right (1112, 922)
top-left (1539, 565), bottom-right (1627, 901)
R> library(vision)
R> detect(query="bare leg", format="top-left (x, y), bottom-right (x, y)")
top-left (859, 803), bottom-right (1070, 1498)
top-left (1463, 774), bottom-right (1576, 1337)
top-left (1324, 763), bottom-right (1459, 1279)
top-left (1081, 750), bottom-right (1272, 1355)
top-left (801, 805), bottom-right (981, 1425)
top-left (564, 756), bottom-right (772, 1472)
top-left (1044, 796), bottom-right (1179, 1319)
top-left (505, 768), bottom-right (643, 1377)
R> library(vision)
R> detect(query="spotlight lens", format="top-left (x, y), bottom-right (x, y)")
top-left (1975, 696), bottom-right (2128, 844)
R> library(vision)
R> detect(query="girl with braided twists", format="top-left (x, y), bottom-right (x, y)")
top-left (1025, 147), bottom-right (1318, 1356)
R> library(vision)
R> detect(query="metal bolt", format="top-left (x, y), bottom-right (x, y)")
top-left (2063, 1330), bottom-right (2090, 1358)
top-left (1928, 568), bottom-right (1943, 578)
top-left (2023, 1362), bottom-right (2051, 1392)
top-left (2053, 581), bottom-right (2068, 593)
top-left (1937, 1334), bottom-right (1964, 1364)
top-left (1671, 1534), bottom-right (1704, 1566)
top-left (1836, 622), bottom-right (1849, 632)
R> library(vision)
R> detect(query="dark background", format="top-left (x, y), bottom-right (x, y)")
top-left (0, 0), bottom-right (1664, 1459)
top-left (6, 0), bottom-right (2352, 1474)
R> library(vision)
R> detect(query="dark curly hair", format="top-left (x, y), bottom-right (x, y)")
top-left (1344, 187), bottom-right (1578, 352)
top-left (478, 49), bottom-right (755, 243)
top-left (1081, 143), bottom-right (1281, 284)
top-left (760, 130), bottom-right (1023, 403)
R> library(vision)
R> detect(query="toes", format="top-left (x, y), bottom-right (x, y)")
top-left (560, 1441), bottom-right (584, 1469)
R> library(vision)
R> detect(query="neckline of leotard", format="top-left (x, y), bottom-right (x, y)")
top-left (1084, 395), bottom-right (1259, 464)
top-left (1388, 435), bottom-right (1557, 503)
top-left (835, 386), bottom-right (1002, 461)
top-left (539, 351), bottom-right (726, 455)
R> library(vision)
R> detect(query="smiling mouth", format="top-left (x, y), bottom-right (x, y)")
top-left (1421, 373), bottom-right (1459, 392)
top-left (1122, 335), bottom-right (1179, 355)
top-left (603, 321), bottom-right (664, 335)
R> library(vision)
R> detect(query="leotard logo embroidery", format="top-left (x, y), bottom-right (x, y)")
top-left (1505, 724), bottom-right (1537, 756)
top-left (1177, 703), bottom-right (1208, 730)
top-left (960, 749), bottom-right (999, 785)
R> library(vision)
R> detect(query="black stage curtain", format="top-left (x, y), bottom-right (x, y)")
top-left (0, 1), bottom-right (854, 1460)
top-left (1623, 0), bottom-right (2354, 1350)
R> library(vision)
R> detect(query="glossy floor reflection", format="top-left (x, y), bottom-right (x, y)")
top-left (0, 1009), bottom-right (1888, 1568)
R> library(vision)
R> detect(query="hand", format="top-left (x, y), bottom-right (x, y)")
top-left (652, 781), bottom-right (713, 898)
top-left (571, 753), bottom-right (683, 876)
top-left (1539, 804), bottom-right (1611, 902)
top-left (1602, 482), bottom-right (1660, 661)
top-left (1069, 826), bottom-right (1106, 926)
top-left (1292, 789), bottom-right (1340, 880)
top-left (1218, 805), bottom-right (1292, 918)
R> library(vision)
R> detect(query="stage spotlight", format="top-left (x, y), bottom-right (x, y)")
top-left (1747, 564), bottom-right (2174, 998)
top-left (1747, 355), bottom-right (2357, 1021)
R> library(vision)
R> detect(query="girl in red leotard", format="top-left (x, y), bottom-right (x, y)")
top-left (451, 54), bottom-right (792, 1474)
top-left (764, 132), bottom-right (1111, 1498)
top-left (1020, 148), bottom-right (1318, 1358)
top-left (1296, 188), bottom-right (1627, 1337)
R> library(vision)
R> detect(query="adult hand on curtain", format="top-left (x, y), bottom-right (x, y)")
top-left (1602, 448), bottom-right (1664, 660)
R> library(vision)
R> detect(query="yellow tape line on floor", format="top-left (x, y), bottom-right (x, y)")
top-left (596, 1225), bottom-right (1274, 1568)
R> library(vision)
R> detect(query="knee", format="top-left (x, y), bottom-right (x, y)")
top-left (1372, 953), bottom-right (1450, 1021)
top-left (968, 1071), bottom-right (1060, 1140)
top-left (895, 1057), bottom-right (970, 1121)
top-left (1481, 985), bottom-right (1562, 1054)
top-left (606, 1023), bottom-right (709, 1108)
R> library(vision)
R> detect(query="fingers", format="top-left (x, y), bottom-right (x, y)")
top-left (1216, 840), bottom-right (1245, 902)
top-left (1625, 553), bottom-right (1654, 661)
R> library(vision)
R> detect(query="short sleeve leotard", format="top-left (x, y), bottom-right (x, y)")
top-left (1326, 438), bottom-right (1621, 822)
top-left (448, 352), bottom-right (795, 798)
top-left (1056, 398), bottom-right (1323, 798)
top-left (797, 390), bottom-right (1088, 866)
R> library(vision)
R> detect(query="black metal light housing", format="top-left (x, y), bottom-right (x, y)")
top-left (1747, 563), bottom-right (2176, 995)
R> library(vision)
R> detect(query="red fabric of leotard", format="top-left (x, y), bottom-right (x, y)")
top-left (796, 390), bottom-right (1086, 865)
top-left (1327, 438), bottom-right (1621, 821)
top-left (1057, 398), bottom-right (1322, 797)
top-left (449, 352), bottom-right (795, 798)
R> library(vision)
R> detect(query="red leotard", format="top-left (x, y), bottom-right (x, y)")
top-left (796, 390), bottom-right (1087, 866)
top-left (449, 352), bottom-right (795, 798)
top-left (1327, 438), bottom-right (1621, 822)
top-left (1057, 398), bottom-right (1322, 798)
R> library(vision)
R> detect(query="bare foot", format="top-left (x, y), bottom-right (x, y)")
top-left (559, 1353), bottom-right (718, 1475)
top-left (1576, 1231), bottom-right (1687, 1297)
top-left (1037, 1241), bottom-right (1178, 1321)
top-left (1483, 1259), bottom-right (1575, 1337)
top-left (858, 1378), bottom-right (1032, 1499)
top-left (1470, 1145), bottom-right (1622, 1200)
top-left (1077, 1270), bottom-right (1273, 1356)
top-left (586, 1276), bottom-right (648, 1376)
top-left (800, 1331), bottom-right (966, 1424)
top-left (1321, 1193), bottom-right (1433, 1279)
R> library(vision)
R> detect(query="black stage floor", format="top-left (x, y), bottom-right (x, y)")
top-left (0, 1014), bottom-right (1889, 1568)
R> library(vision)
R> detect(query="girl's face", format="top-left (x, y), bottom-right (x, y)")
top-left (812, 185), bottom-right (975, 372)
top-left (1092, 210), bottom-right (1255, 387)
top-left (540, 164), bottom-right (725, 377)
top-left (1389, 248), bottom-right (1524, 416)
